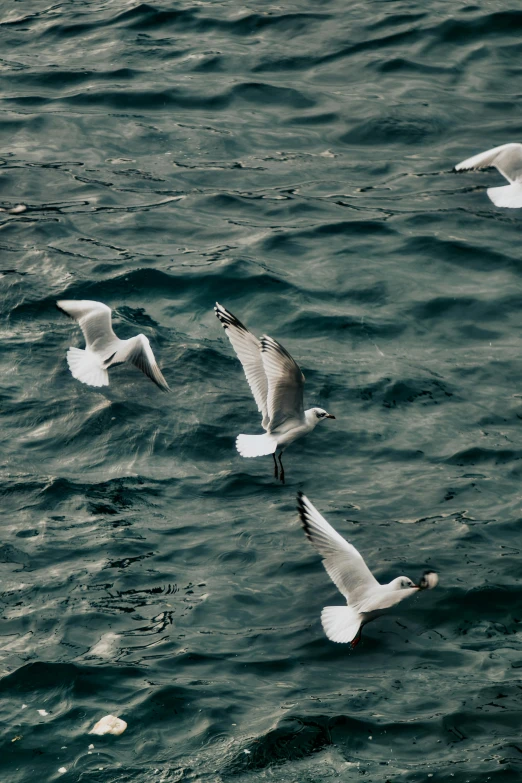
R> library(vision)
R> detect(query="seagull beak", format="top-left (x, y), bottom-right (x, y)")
top-left (326, 414), bottom-right (336, 419)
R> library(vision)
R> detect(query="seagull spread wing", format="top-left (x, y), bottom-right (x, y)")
top-left (57, 300), bottom-right (116, 352)
top-left (455, 143), bottom-right (522, 183)
top-left (260, 336), bottom-right (304, 432)
top-left (122, 334), bottom-right (170, 391)
top-left (297, 493), bottom-right (379, 605)
top-left (215, 303), bottom-right (269, 429)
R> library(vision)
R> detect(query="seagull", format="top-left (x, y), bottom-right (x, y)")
top-left (454, 143), bottom-right (522, 208)
top-left (57, 299), bottom-right (170, 391)
top-left (214, 303), bottom-right (335, 483)
top-left (297, 493), bottom-right (438, 647)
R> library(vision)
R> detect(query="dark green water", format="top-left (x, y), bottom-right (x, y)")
top-left (2, 1), bottom-right (522, 781)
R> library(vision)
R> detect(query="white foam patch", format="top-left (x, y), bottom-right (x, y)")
top-left (88, 632), bottom-right (120, 658)
top-left (89, 715), bottom-right (127, 736)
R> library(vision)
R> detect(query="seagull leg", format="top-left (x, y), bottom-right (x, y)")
top-left (273, 453), bottom-right (279, 480)
top-left (351, 628), bottom-right (362, 649)
top-left (278, 451), bottom-right (285, 484)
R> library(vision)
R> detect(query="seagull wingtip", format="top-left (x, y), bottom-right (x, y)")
top-left (296, 492), bottom-right (311, 525)
top-left (56, 301), bottom-right (72, 318)
top-left (214, 302), bottom-right (228, 322)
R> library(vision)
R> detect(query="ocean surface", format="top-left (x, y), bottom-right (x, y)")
top-left (2, 1), bottom-right (522, 781)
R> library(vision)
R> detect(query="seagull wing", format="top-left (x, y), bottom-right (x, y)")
top-left (260, 335), bottom-right (304, 431)
top-left (215, 303), bottom-right (269, 429)
top-left (57, 299), bottom-right (116, 351)
top-left (455, 143), bottom-right (522, 183)
top-left (121, 334), bottom-right (170, 391)
top-left (297, 493), bottom-right (378, 605)
top-left (358, 587), bottom-right (418, 614)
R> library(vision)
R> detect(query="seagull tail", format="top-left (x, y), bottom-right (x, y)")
top-left (321, 606), bottom-right (362, 645)
top-left (487, 183), bottom-right (522, 208)
top-left (66, 347), bottom-right (109, 388)
top-left (236, 433), bottom-right (277, 458)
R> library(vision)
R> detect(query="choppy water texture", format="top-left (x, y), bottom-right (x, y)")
top-left (2, 0), bottom-right (522, 781)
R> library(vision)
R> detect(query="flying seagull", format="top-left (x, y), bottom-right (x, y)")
top-left (454, 143), bottom-right (522, 208)
top-left (297, 493), bottom-right (438, 647)
top-left (214, 303), bottom-right (335, 483)
top-left (57, 299), bottom-right (170, 391)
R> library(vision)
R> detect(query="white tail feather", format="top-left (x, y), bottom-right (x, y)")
top-left (236, 433), bottom-right (277, 458)
top-left (321, 606), bottom-right (362, 644)
top-left (487, 183), bottom-right (522, 208)
top-left (66, 347), bottom-right (109, 388)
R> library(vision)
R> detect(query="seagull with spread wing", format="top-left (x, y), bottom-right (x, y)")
top-left (297, 493), bottom-right (438, 647)
top-left (454, 143), bottom-right (522, 208)
top-left (57, 300), bottom-right (170, 391)
top-left (215, 303), bottom-right (335, 483)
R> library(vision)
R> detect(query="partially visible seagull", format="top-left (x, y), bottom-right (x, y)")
top-left (454, 143), bottom-right (522, 208)
top-left (297, 493), bottom-right (438, 647)
top-left (214, 303), bottom-right (335, 483)
top-left (57, 299), bottom-right (170, 391)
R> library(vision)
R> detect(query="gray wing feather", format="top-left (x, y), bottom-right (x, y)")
top-left (125, 334), bottom-right (170, 392)
top-left (455, 143), bottom-right (522, 183)
top-left (260, 336), bottom-right (304, 431)
top-left (215, 303), bottom-right (269, 429)
top-left (297, 493), bottom-right (378, 604)
top-left (57, 299), bottom-right (116, 351)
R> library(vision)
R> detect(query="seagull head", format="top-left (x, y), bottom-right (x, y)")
top-left (306, 407), bottom-right (336, 428)
top-left (389, 576), bottom-right (419, 591)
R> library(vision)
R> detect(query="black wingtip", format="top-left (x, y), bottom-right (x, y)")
top-left (296, 492), bottom-right (313, 542)
top-left (152, 374), bottom-right (171, 393)
top-left (214, 302), bottom-right (248, 333)
top-left (56, 301), bottom-right (73, 319)
top-left (260, 334), bottom-right (294, 363)
top-left (260, 335), bottom-right (277, 350)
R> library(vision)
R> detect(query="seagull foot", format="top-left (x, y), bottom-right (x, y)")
top-left (277, 452), bottom-right (285, 484)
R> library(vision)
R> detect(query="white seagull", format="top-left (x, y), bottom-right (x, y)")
top-left (454, 143), bottom-right (522, 208)
top-left (57, 299), bottom-right (170, 391)
top-left (215, 303), bottom-right (335, 483)
top-left (297, 493), bottom-right (438, 647)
